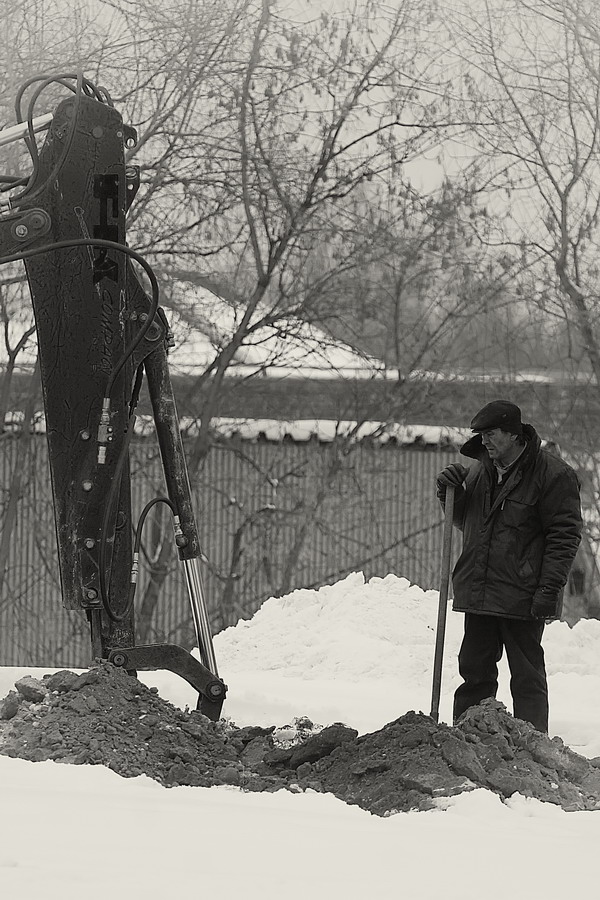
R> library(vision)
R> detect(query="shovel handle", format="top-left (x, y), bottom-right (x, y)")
top-left (430, 483), bottom-right (455, 722)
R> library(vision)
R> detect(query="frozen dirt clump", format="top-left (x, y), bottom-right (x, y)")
top-left (292, 700), bottom-right (600, 814)
top-left (1, 666), bottom-right (600, 815)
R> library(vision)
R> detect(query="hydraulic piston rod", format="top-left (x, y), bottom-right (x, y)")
top-left (142, 338), bottom-right (220, 678)
top-left (183, 556), bottom-right (219, 676)
top-left (0, 113), bottom-right (53, 148)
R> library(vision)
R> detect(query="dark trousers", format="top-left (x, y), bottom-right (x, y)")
top-left (453, 613), bottom-right (548, 732)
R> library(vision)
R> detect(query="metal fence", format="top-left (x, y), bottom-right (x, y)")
top-left (0, 433), bottom-right (457, 667)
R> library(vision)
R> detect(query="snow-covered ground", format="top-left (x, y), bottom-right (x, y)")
top-left (2, 572), bottom-right (600, 900)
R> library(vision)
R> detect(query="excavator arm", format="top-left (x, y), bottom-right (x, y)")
top-left (0, 73), bottom-right (226, 718)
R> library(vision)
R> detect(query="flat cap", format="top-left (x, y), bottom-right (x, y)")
top-left (470, 400), bottom-right (523, 435)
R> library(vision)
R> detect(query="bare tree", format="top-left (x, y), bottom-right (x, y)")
top-left (448, 0), bottom-right (600, 386)
top-left (0, 0), bottom-right (508, 653)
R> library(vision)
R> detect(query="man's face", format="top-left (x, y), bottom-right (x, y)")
top-left (480, 428), bottom-right (517, 465)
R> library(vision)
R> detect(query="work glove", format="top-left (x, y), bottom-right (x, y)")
top-left (531, 588), bottom-right (559, 620)
top-left (436, 463), bottom-right (468, 500)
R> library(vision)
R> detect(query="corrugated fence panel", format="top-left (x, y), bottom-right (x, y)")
top-left (0, 435), bottom-right (458, 666)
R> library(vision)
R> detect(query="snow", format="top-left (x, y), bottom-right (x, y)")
top-left (176, 417), bottom-right (469, 446)
top-left (164, 281), bottom-right (386, 379)
top-left (2, 571), bottom-right (600, 899)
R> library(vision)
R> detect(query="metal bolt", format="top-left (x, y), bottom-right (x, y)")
top-left (85, 589), bottom-right (98, 600)
top-left (84, 538), bottom-right (95, 549)
top-left (80, 429), bottom-right (91, 441)
top-left (15, 224), bottom-right (28, 237)
top-left (82, 480), bottom-right (93, 492)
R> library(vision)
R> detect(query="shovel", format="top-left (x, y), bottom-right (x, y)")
top-left (430, 483), bottom-right (455, 723)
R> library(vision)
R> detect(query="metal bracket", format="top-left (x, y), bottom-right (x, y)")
top-left (0, 207), bottom-right (52, 249)
top-left (107, 643), bottom-right (227, 721)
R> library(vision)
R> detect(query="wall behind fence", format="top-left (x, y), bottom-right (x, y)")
top-left (0, 433), bottom-right (458, 667)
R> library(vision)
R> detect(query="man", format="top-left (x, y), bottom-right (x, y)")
top-left (436, 399), bottom-right (582, 733)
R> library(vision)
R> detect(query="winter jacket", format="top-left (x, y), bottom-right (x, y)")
top-left (446, 424), bottom-right (582, 620)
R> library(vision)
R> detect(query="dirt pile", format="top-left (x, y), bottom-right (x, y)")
top-left (1, 662), bottom-right (600, 814)
top-left (309, 704), bottom-right (600, 814)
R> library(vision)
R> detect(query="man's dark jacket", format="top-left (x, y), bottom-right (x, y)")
top-left (447, 424), bottom-right (582, 620)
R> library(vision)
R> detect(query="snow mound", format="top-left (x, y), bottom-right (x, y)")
top-left (544, 618), bottom-right (600, 676)
top-left (214, 572), bottom-right (442, 680)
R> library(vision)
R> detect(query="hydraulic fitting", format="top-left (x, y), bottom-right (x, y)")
top-left (97, 398), bottom-right (113, 464)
